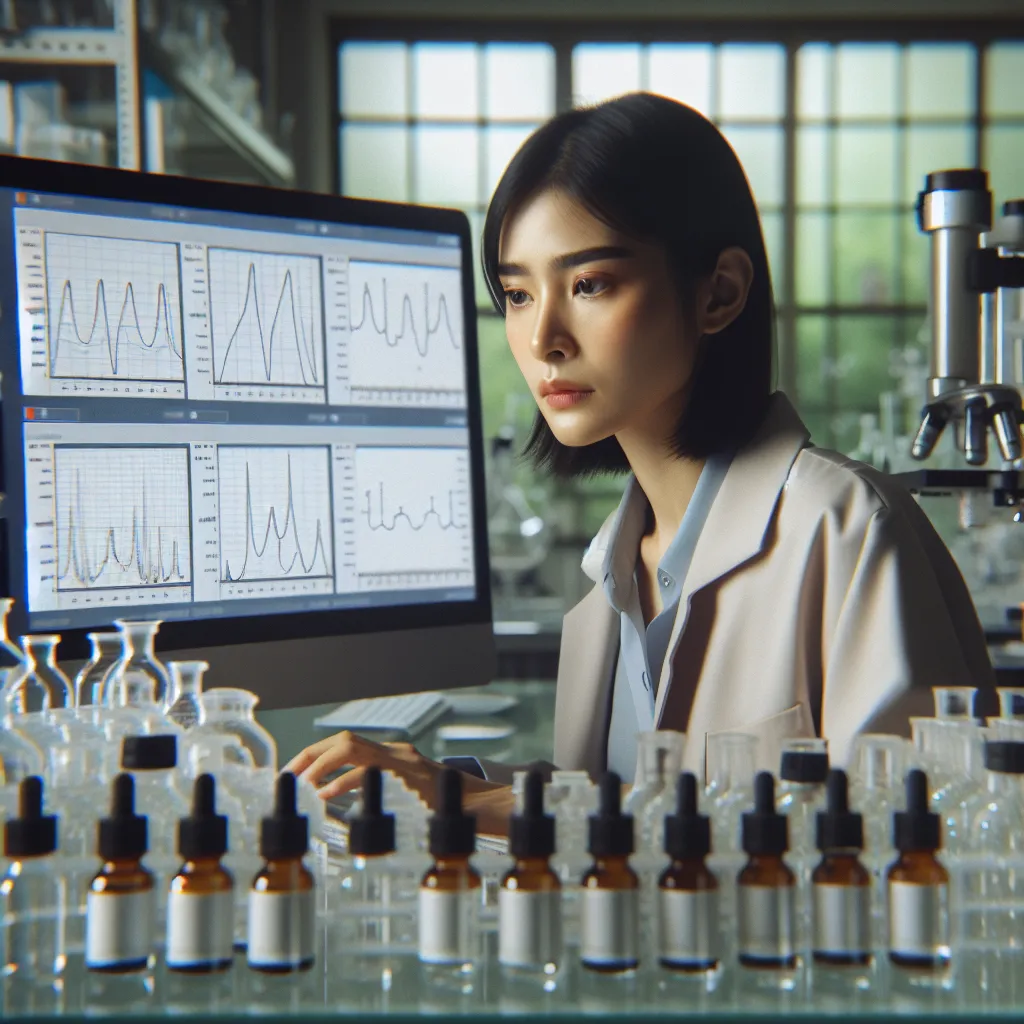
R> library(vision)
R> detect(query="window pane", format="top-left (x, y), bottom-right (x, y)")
top-left (648, 44), bottom-right (713, 117)
top-left (901, 213), bottom-right (931, 307)
top-left (340, 124), bottom-right (408, 200)
top-left (485, 44), bottom-right (555, 121)
top-left (984, 126), bottom-right (1024, 206)
top-left (906, 44), bottom-right (975, 119)
top-left (835, 127), bottom-right (897, 204)
top-left (796, 43), bottom-right (831, 121)
top-left (796, 126), bottom-right (829, 206)
top-left (836, 44), bottom-right (899, 119)
top-left (795, 315), bottom-right (828, 407)
top-left (718, 44), bottom-right (785, 120)
top-left (572, 44), bottom-right (642, 106)
top-left (485, 125), bottom-right (537, 204)
top-left (796, 212), bottom-right (829, 306)
top-left (759, 210), bottom-right (784, 297)
top-left (476, 314), bottom-right (532, 442)
top-left (339, 42), bottom-right (407, 118)
top-left (904, 126), bottom-right (974, 206)
top-left (413, 43), bottom-right (479, 120)
top-left (414, 126), bottom-right (479, 205)
top-left (721, 125), bottom-right (784, 207)
top-left (835, 213), bottom-right (898, 305)
top-left (985, 43), bottom-right (1024, 117)
top-left (833, 316), bottom-right (898, 413)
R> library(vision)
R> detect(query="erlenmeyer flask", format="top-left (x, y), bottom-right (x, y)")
top-left (164, 660), bottom-right (208, 729)
top-left (17, 635), bottom-right (73, 710)
top-left (73, 632), bottom-right (122, 707)
top-left (196, 687), bottom-right (277, 770)
top-left (100, 619), bottom-right (171, 709)
top-left (933, 685), bottom-right (978, 721)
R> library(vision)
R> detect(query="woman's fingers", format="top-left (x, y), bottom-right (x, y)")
top-left (315, 765), bottom-right (367, 801)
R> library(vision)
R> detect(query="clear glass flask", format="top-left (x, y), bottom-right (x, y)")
top-left (0, 600), bottom-right (26, 677)
top-left (196, 687), bottom-right (277, 770)
top-left (164, 660), bottom-right (208, 730)
top-left (625, 730), bottom-right (685, 854)
top-left (15, 635), bottom-right (72, 712)
top-left (101, 619), bottom-right (171, 709)
top-left (705, 731), bottom-right (757, 853)
top-left (73, 632), bottom-right (122, 708)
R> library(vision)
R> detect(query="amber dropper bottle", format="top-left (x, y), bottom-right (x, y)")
top-left (247, 771), bottom-right (316, 973)
top-left (658, 771), bottom-right (719, 973)
top-left (498, 768), bottom-right (561, 973)
top-left (887, 768), bottom-right (950, 968)
top-left (811, 768), bottom-right (871, 966)
top-left (166, 773), bottom-right (234, 973)
top-left (737, 770), bottom-right (797, 969)
top-left (85, 773), bottom-right (155, 973)
top-left (580, 771), bottom-right (639, 974)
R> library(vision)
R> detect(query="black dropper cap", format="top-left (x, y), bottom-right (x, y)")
top-left (816, 768), bottom-right (863, 852)
top-left (178, 774), bottom-right (228, 860)
top-left (664, 772), bottom-right (711, 860)
top-left (741, 771), bottom-right (788, 856)
top-left (509, 770), bottom-right (555, 860)
top-left (893, 769), bottom-right (940, 853)
top-left (121, 734), bottom-right (177, 771)
top-left (780, 746), bottom-right (829, 784)
top-left (429, 768), bottom-right (476, 857)
top-left (348, 766), bottom-right (396, 856)
top-left (259, 772), bottom-right (309, 860)
top-left (4, 776), bottom-right (57, 858)
top-left (588, 771), bottom-right (634, 858)
top-left (98, 773), bottom-right (148, 861)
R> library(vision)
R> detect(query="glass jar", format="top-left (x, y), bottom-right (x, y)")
top-left (73, 632), bottom-right (122, 707)
top-left (101, 619), bottom-right (171, 709)
top-left (196, 687), bottom-right (277, 770)
top-left (15, 635), bottom-right (73, 711)
top-left (164, 660), bottom-right (208, 730)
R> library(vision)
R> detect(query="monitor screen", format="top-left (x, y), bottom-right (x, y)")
top-left (0, 158), bottom-right (493, 680)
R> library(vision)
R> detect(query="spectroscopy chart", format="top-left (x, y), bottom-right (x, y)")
top-left (345, 261), bottom-right (465, 406)
top-left (217, 445), bottom-right (335, 597)
top-left (209, 248), bottom-right (325, 391)
top-left (351, 446), bottom-right (473, 587)
top-left (45, 233), bottom-right (184, 382)
top-left (53, 445), bottom-right (192, 604)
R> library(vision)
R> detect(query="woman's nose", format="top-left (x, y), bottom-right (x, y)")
top-left (529, 299), bottom-right (576, 362)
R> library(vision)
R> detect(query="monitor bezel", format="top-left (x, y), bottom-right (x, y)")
top-left (0, 155), bottom-right (493, 662)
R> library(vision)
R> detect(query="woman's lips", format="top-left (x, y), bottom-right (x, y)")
top-left (544, 389), bottom-right (594, 409)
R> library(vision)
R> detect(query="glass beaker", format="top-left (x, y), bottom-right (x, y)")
top-left (164, 660), bottom-right (208, 730)
top-left (101, 619), bottom-right (171, 709)
top-left (17, 635), bottom-right (72, 711)
top-left (73, 632), bottom-right (122, 708)
top-left (196, 687), bottom-right (277, 770)
top-left (933, 685), bottom-right (978, 721)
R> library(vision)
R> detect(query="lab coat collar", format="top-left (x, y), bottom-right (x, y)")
top-left (581, 390), bottom-right (812, 591)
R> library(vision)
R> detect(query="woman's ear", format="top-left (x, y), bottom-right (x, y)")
top-left (700, 246), bottom-right (754, 335)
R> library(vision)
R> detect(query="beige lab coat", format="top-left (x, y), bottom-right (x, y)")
top-left (548, 390), bottom-right (994, 783)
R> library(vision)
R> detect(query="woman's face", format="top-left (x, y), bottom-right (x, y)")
top-left (497, 188), bottom-right (700, 450)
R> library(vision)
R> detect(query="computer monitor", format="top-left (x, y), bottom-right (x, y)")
top-left (0, 156), bottom-right (496, 709)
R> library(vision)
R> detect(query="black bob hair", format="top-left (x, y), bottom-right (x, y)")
top-left (481, 92), bottom-right (776, 479)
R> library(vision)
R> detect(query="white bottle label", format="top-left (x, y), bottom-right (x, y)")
top-left (580, 888), bottom-right (638, 966)
top-left (166, 890), bottom-right (235, 968)
top-left (85, 890), bottom-right (154, 969)
top-left (737, 884), bottom-right (795, 961)
top-left (813, 883), bottom-right (870, 958)
top-left (246, 890), bottom-right (315, 968)
top-left (659, 889), bottom-right (719, 966)
top-left (498, 889), bottom-right (562, 968)
top-left (889, 881), bottom-right (949, 958)
top-left (418, 888), bottom-right (479, 964)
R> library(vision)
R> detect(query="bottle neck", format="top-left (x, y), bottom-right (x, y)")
top-left (743, 852), bottom-right (785, 869)
top-left (179, 855), bottom-right (224, 873)
top-left (590, 854), bottom-right (631, 871)
top-left (432, 854), bottom-right (473, 872)
top-left (512, 855), bottom-right (552, 872)
top-left (894, 848), bottom-right (939, 868)
top-left (668, 854), bottom-right (708, 869)
top-left (101, 856), bottom-right (144, 872)
top-left (820, 848), bottom-right (863, 862)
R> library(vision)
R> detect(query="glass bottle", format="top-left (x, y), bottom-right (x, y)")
top-left (101, 619), bottom-right (171, 710)
top-left (811, 769), bottom-right (871, 966)
top-left (165, 661), bottom-right (208, 730)
top-left (19, 635), bottom-right (73, 711)
top-left (705, 731), bottom-right (756, 854)
top-left (74, 632), bottom-right (122, 708)
top-left (166, 774), bottom-right (234, 973)
top-left (887, 769), bottom-right (950, 969)
top-left (580, 772), bottom-right (639, 974)
top-left (737, 771), bottom-right (796, 969)
top-left (546, 770), bottom-right (597, 950)
top-left (499, 769), bottom-right (561, 975)
top-left (1, 775), bottom-right (66, 979)
top-left (197, 688), bottom-right (277, 770)
top-left (0, 599), bottom-right (26, 677)
top-left (933, 686), bottom-right (977, 722)
top-left (248, 772), bottom-right (316, 973)
top-left (658, 772), bottom-right (719, 973)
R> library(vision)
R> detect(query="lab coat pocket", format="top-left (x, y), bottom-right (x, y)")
top-left (706, 702), bottom-right (816, 778)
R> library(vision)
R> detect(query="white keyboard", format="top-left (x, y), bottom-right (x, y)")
top-left (313, 691), bottom-right (449, 736)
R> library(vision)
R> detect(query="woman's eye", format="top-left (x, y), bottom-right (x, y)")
top-left (503, 288), bottom-right (529, 308)
top-left (574, 277), bottom-right (607, 297)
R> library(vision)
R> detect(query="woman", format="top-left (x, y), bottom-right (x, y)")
top-left (286, 93), bottom-right (993, 834)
